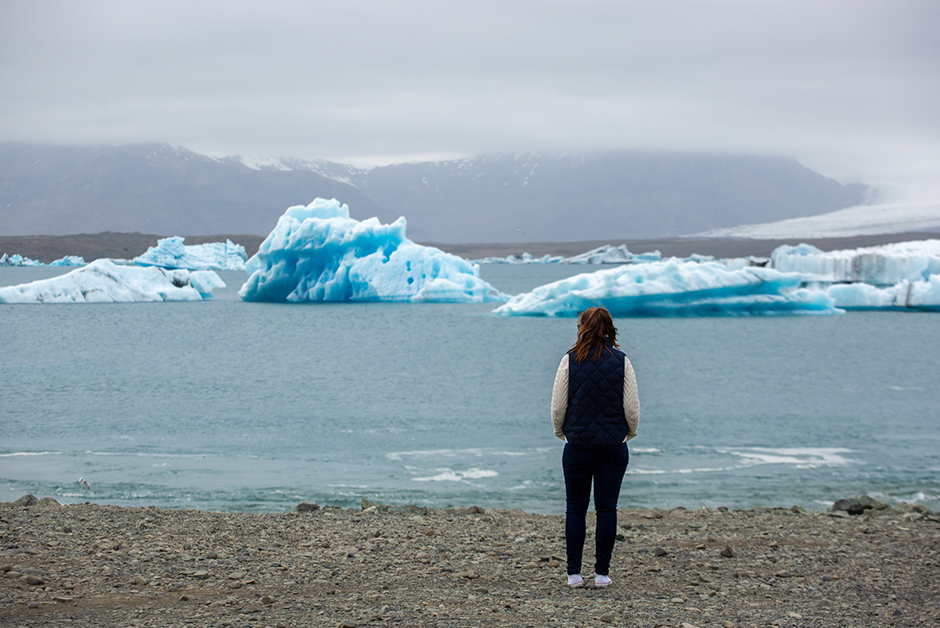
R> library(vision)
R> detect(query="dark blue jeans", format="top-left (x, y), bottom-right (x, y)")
top-left (562, 442), bottom-right (629, 576)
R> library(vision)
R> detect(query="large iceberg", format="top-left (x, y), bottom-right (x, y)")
top-left (0, 259), bottom-right (224, 304)
top-left (771, 240), bottom-right (940, 285)
top-left (133, 237), bottom-right (247, 271)
top-left (770, 240), bottom-right (940, 311)
top-left (239, 198), bottom-right (505, 303)
top-left (494, 259), bottom-right (838, 317)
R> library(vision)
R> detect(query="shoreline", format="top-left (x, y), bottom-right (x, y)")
top-left (1, 231), bottom-right (937, 264)
top-left (2, 495), bottom-right (937, 627)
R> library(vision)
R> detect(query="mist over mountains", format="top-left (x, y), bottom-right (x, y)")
top-left (0, 143), bottom-right (866, 242)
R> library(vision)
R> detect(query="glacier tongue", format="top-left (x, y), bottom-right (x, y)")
top-left (238, 198), bottom-right (505, 303)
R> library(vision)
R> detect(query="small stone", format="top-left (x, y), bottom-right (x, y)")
top-left (789, 612), bottom-right (803, 619)
top-left (599, 611), bottom-right (616, 623)
top-left (722, 622), bottom-right (734, 628)
top-left (192, 570), bottom-right (210, 579)
top-left (670, 597), bottom-right (685, 603)
top-left (228, 572), bottom-right (246, 579)
top-left (775, 571), bottom-right (791, 578)
top-left (720, 545), bottom-right (735, 558)
top-left (260, 595), bottom-right (274, 605)
top-left (0, 565), bottom-right (11, 572)
top-left (294, 501), bottom-right (320, 513)
top-left (415, 552), bottom-right (430, 563)
top-left (27, 601), bottom-right (40, 609)
top-left (654, 547), bottom-right (668, 556)
top-left (453, 570), bottom-right (478, 579)
top-left (179, 595), bottom-right (190, 601)
top-left (337, 622), bottom-right (358, 628)
top-left (131, 575), bottom-right (147, 586)
top-left (37, 497), bottom-right (61, 508)
top-left (53, 596), bottom-right (73, 603)
top-left (681, 623), bottom-right (700, 628)
top-left (228, 581), bottom-right (242, 589)
top-left (25, 575), bottom-right (44, 586)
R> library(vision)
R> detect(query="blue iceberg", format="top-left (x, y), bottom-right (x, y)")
top-left (133, 237), bottom-right (247, 271)
top-left (493, 259), bottom-right (838, 317)
top-left (0, 259), bottom-right (224, 304)
top-left (239, 198), bottom-right (505, 303)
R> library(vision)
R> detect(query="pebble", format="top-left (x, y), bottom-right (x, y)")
top-left (0, 496), bottom-right (935, 628)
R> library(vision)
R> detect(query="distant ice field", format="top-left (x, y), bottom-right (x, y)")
top-left (1, 265), bottom-right (938, 513)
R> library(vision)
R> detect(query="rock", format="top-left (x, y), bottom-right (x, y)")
top-left (831, 495), bottom-right (890, 515)
top-left (131, 575), bottom-right (147, 586)
top-left (722, 622), bottom-right (734, 628)
top-left (337, 622), bottom-right (358, 628)
top-left (53, 596), bottom-right (74, 603)
top-left (25, 575), bottom-right (44, 586)
top-left (654, 547), bottom-right (668, 556)
top-left (789, 612), bottom-right (803, 619)
top-left (775, 571), bottom-right (791, 578)
top-left (37, 497), bottom-right (61, 508)
top-left (789, 505), bottom-right (806, 513)
top-left (670, 597), bottom-right (685, 603)
top-left (453, 571), bottom-right (477, 579)
top-left (27, 601), bottom-right (40, 609)
top-left (720, 545), bottom-right (735, 558)
top-left (294, 501), bottom-right (320, 513)
top-left (14, 494), bottom-right (39, 508)
top-left (361, 498), bottom-right (374, 510)
top-left (260, 595), bottom-right (274, 605)
top-left (599, 611), bottom-right (616, 622)
top-left (0, 565), bottom-right (11, 572)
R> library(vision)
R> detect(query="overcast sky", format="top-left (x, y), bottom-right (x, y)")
top-left (1, 0), bottom-right (938, 194)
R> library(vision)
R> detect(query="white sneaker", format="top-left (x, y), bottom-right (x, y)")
top-left (594, 574), bottom-right (612, 588)
top-left (567, 574), bottom-right (583, 588)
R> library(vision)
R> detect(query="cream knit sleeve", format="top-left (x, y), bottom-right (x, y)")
top-left (550, 354), bottom-right (569, 440)
top-left (623, 356), bottom-right (640, 441)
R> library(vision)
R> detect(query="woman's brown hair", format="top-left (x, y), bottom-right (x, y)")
top-left (570, 307), bottom-right (619, 363)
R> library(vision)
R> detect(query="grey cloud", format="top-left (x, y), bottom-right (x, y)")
top-left (0, 0), bottom-right (938, 185)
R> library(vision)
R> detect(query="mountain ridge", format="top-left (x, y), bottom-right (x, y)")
top-left (0, 142), bottom-right (867, 242)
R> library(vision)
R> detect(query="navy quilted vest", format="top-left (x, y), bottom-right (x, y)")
top-left (564, 342), bottom-right (627, 448)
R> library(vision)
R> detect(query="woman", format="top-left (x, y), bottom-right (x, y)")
top-left (551, 307), bottom-right (640, 588)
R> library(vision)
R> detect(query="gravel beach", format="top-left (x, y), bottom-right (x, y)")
top-left (1, 495), bottom-right (937, 628)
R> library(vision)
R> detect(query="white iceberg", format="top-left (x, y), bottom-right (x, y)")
top-left (0, 259), bottom-right (224, 304)
top-left (770, 240), bottom-right (940, 285)
top-left (565, 245), bottom-right (662, 265)
top-left (474, 244), bottom-right (662, 265)
top-left (474, 252), bottom-right (563, 264)
top-left (826, 276), bottom-right (940, 310)
top-left (133, 237), bottom-right (247, 271)
top-left (0, 253), bottom-right (42, 266)
top-left (239, 198), bottom-right (505, 303)
top-left (49, 255), bottom-right (86, 266)
top-left (494, 258), bottom-right (838, 317)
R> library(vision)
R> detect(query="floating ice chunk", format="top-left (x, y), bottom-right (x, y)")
top-left (239, 198), bottom-right (505, 303)
top-left (771, 240), bottom-right (940, 285)
top-left (133, 237), bottom-right (247, 270)
top-left (474, 253), bottom-right (562, 264)
top-left (827, 276), bottom-right (940, 310)
top-left (49, 255), bottom-right (86, 267)
top-left (566, 244), bottom-right (661, 265)
top-left (475, 244), bottom-right (661, 265)
top-left (0, 253), bottom-right (42, 267)
top-left (494, 259), bottom-right (839, 317)
top-left (0, 259), bottom-right (224, 304)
